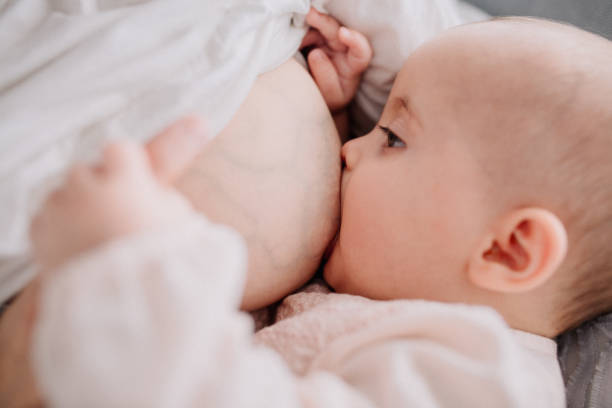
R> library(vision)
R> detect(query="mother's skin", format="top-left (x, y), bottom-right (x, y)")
top-left (0, 57), bottom-right (341, 406)
top-left (176, 57), bottom-right (341, 310)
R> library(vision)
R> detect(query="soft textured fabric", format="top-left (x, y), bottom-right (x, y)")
top-left (32, 214), bottom-right (565, 407)
top-left (0, 0), bottom-right (486, 305)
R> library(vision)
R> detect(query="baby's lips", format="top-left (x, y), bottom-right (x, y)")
top-left (322, 228), bottom-right (340, 264)
top-left (321, 171), bottom-right (348, 264)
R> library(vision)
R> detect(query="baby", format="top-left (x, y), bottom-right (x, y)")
top-left (321, 14), bottom-right (612, 338)
top-left (23, 12), bottom-right (612, 408)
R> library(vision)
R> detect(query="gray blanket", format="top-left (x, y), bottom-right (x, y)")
top-left (558, 314), bottom-right (612, 408)
top-left (468, 0), bottom-right (612, 39)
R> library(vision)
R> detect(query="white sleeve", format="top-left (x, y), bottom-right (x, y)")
top-left (32, 215), bottom-right (297, 407)
top-left (310, 335), bottom-right (561, 408)
top-left (31, 215), bottom-right (562, 408)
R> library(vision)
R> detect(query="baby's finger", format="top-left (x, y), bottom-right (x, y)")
top-left (29, 211), bottom-right (49, 262)
top-left (146, 116), bottom-right (210, 184)
top-left (338, 27), bottom-right (373, 74)
top-left (308, 49), bottom-right (345, 111)
top-left (300, 28), bottom-right (325, 50)
top-left (65, 163), bottom-right (95, 186)
top-left (102, 141), bottom-right (151, 178)
top-left (305, 8), bottom-right (345, 51)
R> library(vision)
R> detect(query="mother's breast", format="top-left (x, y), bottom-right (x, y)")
top-left (175, 58), bottom-right (341, 310)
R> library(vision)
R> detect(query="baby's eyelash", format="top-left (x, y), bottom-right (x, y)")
top-left (378, 125), bottom-right (406, 148)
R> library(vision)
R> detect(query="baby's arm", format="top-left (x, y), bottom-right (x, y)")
top-left (301, 8), bottom-right (372, 141)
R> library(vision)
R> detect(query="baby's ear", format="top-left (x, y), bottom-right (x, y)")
top-left (467, 208), bottom-right (568, 293)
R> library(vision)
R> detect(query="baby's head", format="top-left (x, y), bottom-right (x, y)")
top-left (324, 18), bottom-right (612, 337)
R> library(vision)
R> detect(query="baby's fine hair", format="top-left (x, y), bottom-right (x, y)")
top-left (506, 18), bottom-right (612, 332)
top-left (557, 87), bottom-right (612, 332)
top-left (475, 17), bottom-right (612, 332)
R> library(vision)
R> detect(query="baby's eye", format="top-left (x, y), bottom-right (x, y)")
top-left (378, 125), bottom-right (406, 148)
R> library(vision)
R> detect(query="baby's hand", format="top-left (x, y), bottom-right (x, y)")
top-left (30, 117), bottom-right (208, 270)
top-left (301, 8), bottom-right (372, 112)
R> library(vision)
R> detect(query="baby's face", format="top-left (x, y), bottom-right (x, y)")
top-left (324, 25), bottom-right (503, 302)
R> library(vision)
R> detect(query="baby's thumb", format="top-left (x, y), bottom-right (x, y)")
top-left (146, 116), bottom-right (210, 184)
top-left (308, 49), bottom-right (345, 111)
top-left (339, 27), bottom-right (372, 74)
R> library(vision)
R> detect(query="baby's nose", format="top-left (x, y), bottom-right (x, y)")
top-left (341, 139), bottom-right (360, 170)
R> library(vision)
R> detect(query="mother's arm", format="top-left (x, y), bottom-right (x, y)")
top-left (0, 279), bottom-right (42, 408)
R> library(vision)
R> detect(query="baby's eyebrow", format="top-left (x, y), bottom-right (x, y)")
top-left (394, 96), bottom-right (422, 130)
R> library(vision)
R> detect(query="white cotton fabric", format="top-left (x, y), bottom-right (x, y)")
top-left (32, 214), bottom-right (565, 407)
top-left (0, 0), bottom-right (486, 304)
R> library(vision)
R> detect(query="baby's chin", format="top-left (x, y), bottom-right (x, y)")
top-left (321, 238), bottom-right (345, 292)
top-left (321, 227), bottom-right (339, 265)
